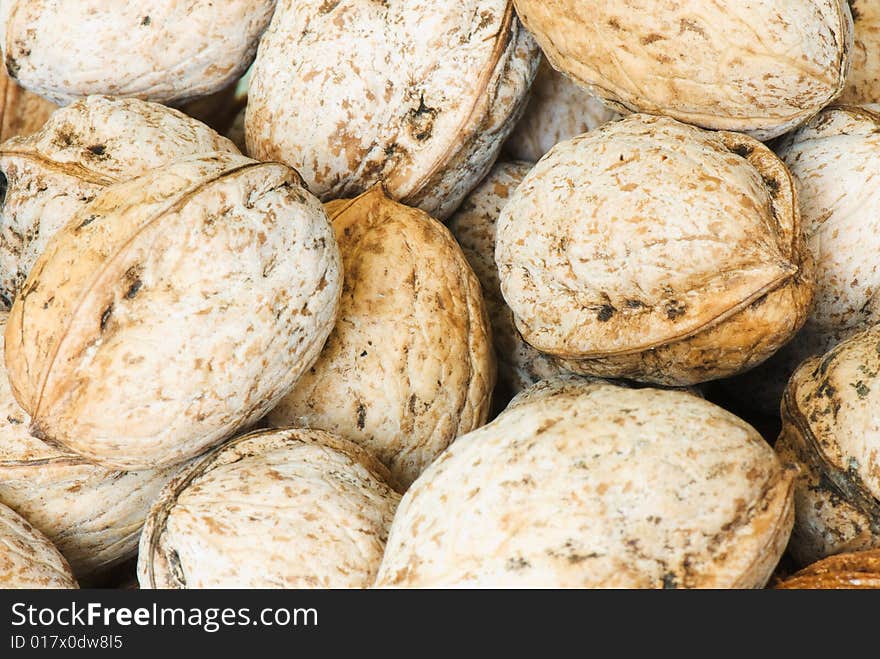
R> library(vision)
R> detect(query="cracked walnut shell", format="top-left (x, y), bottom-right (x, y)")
top-left (0, 501), bottom-right (77, 588)
top-left (4, 152), bottom-right (341, 470)
top-left (495, 114), bottom-right (814, 386)
top-left (512, 0), bottom-right (853, 140)
top-left (375, 376), bottom-right (794, 588)
top-left (268, 186), bottom-right (495, 488)
top-left (246, 0), bottom-right (540, 219)
top-left (138, 428), bottom-right (400, 589)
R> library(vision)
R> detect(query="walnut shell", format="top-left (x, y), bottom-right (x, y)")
top-left (0, 311), bottom-right (185, 582)
top-left (0, 1), bottom-right (276, 105)
top-left (246, 0), bottom-right (540, 219)
top-left (719, 105), bottom-right (880, 415)
top-left (0, 63), bottom-right (56, 141)
top-left (776, 326), bottom-right (880, 566)
top-left (449, 161), bottom-right (562, 397)
top-left (0, 501), bottom-right (77, 588)
top-left (376, 376), bottom-right (794, 588)
top-left (0, 95), bottom-right (239, 308)
top-left (138, 428), bottom-right (400, 589)
top-left (5, 151), bottom-right (341, 470)
top-left (496, 114), bottom-right (814, 386)
top-left (512, 0), bottom-right (853, 141)
top-left (840, 0), bottom-right (880, 103)
top-left (504, 58), bottom-right (618, 162)
top-left (775, 549), bottom-right (880, 589)
top-left (267, 187), bottom-right (494, 487)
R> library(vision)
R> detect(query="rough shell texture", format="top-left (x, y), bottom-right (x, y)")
top-left (0, 311), bottom-right (182, 582)
top-left (5, 152), bottom-right (342, 470)
top-left (504, 58), bottom-right (618, 162)
top-left (840, 0), bottom-right (880, 103)
top-left (267, 187), bottom-right (494, 487)
top-left (376, 376), bottom-right (794, 588)
top-left (720, 105), bottom-right (880, 415)
top-left (776, 326), bottom-right (880, 566)
top-left (138, 428), bottom-right (400, 589)
top-left (0, 0), bottom-right (276, 105)
top-left (246, 0), bottom-right (540, 219)
top-left (449, 161), bottom-right (561, 396)
top-left (0, 501), bottom-right (77, 588)
top-left (0, 95), bottom-right (239, 307)
top-left (495, 114), bottom-right (814, 386)
top-left (512, 0), bottom-right (853, 140)
top-left (0, 63), bottom-right (56, 141)
top-left (775, 548), bottom-right (880, 588)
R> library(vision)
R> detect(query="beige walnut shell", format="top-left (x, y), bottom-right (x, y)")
top-left (0, 95), bottom-right (239, 307)
top-left (0, 501), bottom-right (77, 588)
top-left (138, 428), bottom-right (400, 589)
top-left (512, 0), bottom-right (852, 141)
top-left (504, 58), bottom-right (618, 162)
top-left (449, 161), bottom-right (562, 396)
top-left (495, 114), bottom-right (814, 386)
top-left (775, 548), bottom-right (880, 589)
top-left (840, 0), bottom-right (880, 103)
top-left (268, 186), bottom-right (494, 487)
top-left (0, 311), bottom-right (184, 582)
top-left (776, 326), bottom-right (880, 566)
top-left (5, 152), bottom-right (341, 470)
top-left (376, 376), bottom-right (794, 588)
top-left (0, 1), bottom-right (276, 105)
top-left (246, 0), bottom-right (540, 219)
top-left (720, 105), bottom-right (880, 415)
top-left (0, 63), bottom-right (56, 142)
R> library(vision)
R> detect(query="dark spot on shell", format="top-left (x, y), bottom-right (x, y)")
top-left (730, 144), bottom-right (753, 158)
top-left (662, 573), bottom-right (678, 589)
top-left (356, 403), bottom-right (366, 430)
top-left (848, 0), bottom-right (861, 21)
top-left (5, 55), bottom-right (19, 79)
top-left (850, 381), bottom-right (870, 398)
top-left (406, 94), bottom-right (438, 142)
top-left (359, 350), bottom-right (367, 357)
top-left (597, 304), bottom-right (616, 322)
top-left (625, 299), bottom-right (646, 309)
top-left (0, 171), bottom-right (7, 209)
top-left (6, 415), bottom-right (22, 425)
top-left (750, 294), bottom-right (768, 309)
top-left (100, 304), bottom-right (113, 331)
top-left (87, 144), bottom-right (106, 156)
top-left (665, 300), bottom-right (687, 320)
top-left (762, 175), bottom-right (780, 196)
top-left (78, 214), bottom-right (97, 230)
top-left (125, 279), bottom-right (142, 299)
top-left (506, 557), bottom-right (530, 571)
top-left (141, 15), bottom-right (151, 25)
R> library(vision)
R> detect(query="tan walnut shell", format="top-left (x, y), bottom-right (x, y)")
top-left (268, 186), bottom-right (495, 488)
top-left (0, 1), bottom-right (276, 105)
top-left (512, 0), bottom-right (853, 141)
top-left (495, 114), bottom-right (814, 386)
top-left (720, 105), bottom-right (880, 415)
top-left (504, 58), bottom-right (618, 162)
top-left (840, 0), bottom-right (880, 103)
top-left (0, 501), bottom-right (77, 588)
top-left (376, 376), bottom-right (794, 588)
top-left (0, 311), bottom-right (185, 582)
top-left (0, 63), bottom-right (56, 142)
top-left (449, 160), bottom-right (562, 397)
top-left (0, 95), bottom-right (239, 307)
top-left (776, 326), bottom-right (880, 566)
top-left (775, 548), bottom-right (880, 589)
top-left (138, 428), bottom-right (401, 589)
top-left (246, 0), bottom-right (540, 219)
top-left (5, 151), bottom-right (342, 471)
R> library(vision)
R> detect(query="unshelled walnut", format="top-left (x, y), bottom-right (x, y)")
top-left (0, 501), bottom-right (77, 588)
top-left (138, 428), bottom-right (400, 589)
top-left (775, 549), bottom-right (880, 589)
top-left (5, 152), bottom-right (341, 470)
top-left (840, 0), bottom-right (880, 103)
top-left (376, 376), bottom-right (794, 588)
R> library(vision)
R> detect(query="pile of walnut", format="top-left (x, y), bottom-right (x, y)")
top-left (0, 0), bottom-right (878, 590)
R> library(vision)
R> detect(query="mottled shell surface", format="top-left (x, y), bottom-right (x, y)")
top-left (246, 0), bottom-right (540, 219)
top-left (268, 187), bottom-right (494, 487)
top-left (776, 326), bottom-right (880, 566)
top-left (840, 0), bottom-right (880, 103)
top-left (512, 0), bottom-right (853, 140)
top-left (0, 95), bottom-right (239, 307)
top-left (496, 114), bottom-right (814, 386)
top-left (5, 152), bottom-right (341, 470)
top-left (0, 64), bottom-right (56, 142)
top-left (0, 501), bottom-right (77, 588)
top-left (0, 1), bottom-right (276, 105)
top-left (138, 428), bottom-right (400, 589)
top-left (504, 58), bottom-right (618, 162)
top-left (0, 311), bottom-right (182, 581)
top-left (775, 548), bottom-right (880, 589)
top-left (376, 376), bottom-right (794, 588)
top-left (449, 161), bottom-right (561, 396)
